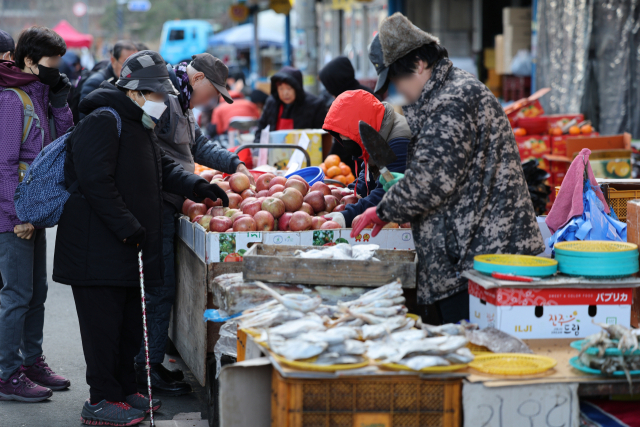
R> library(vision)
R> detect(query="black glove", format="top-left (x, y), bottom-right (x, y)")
top-left (49, 73), bottom-right (71, 108)
top-left (194, 181), bottom-right (229, 207)
top-left (124, 227), bottom-right (146, 247)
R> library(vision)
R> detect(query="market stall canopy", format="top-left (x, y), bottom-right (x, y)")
top-left (52, 20), bottom-right (93, 48)
top-left (208, 23), bottom-right (284, 49)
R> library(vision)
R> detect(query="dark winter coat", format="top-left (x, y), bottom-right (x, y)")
top-left (53, 82), bottom-right (206, 288)
top-left (319, 56), bottom-right (374, 99)
top-left (78, 63), bottom-right (117, 119)
top-left (254, 67), bottom-right (327, 143)
top-left (376, 58), bottom-right (544, 304)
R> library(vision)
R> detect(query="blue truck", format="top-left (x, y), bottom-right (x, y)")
top-left (159, 20), bottom-right (213, 65)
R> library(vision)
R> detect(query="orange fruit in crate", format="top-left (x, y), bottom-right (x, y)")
top-left (581, 124), bottom-right (593, 134)
top-left (513, 128), bottom-right (526, 136)
top-left (346, 173), bottom-right (356, 184)
top-left (319, 163), bottom-right (327, 174)
top-left (569, 126), bottom-right (580, 135)
top-left (324, 154), bottom-right (341, 169)
top-left (334, 174), bottom-right (348, 185)
top-left (339, 163), bottom-right (351, 176)
top-left (551, 127), bottom-right (563, 136)
top-left (327, 165), bottom-right (342, 178)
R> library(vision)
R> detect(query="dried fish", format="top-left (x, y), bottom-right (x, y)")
top-left (254, 281), bottom-right (322, 313)
top-left (314, 353), bottom-right (366, 365)
top-left (351, 305), bottom-right (408, 318)
top-left (383, 336), bottom-right (468, 363)
top-left (237, 306), bottom-right (304, 330)
top-left (398, 355), bottom-right (450, 370)
top-left (298, 327), bottom-right (359, 345)
top-left (423, 321), bottom-right (478, 337)
top-left (593, 322), bottom-right (639, 354)
top-left (269, 318), bottom-right (326, 338)
top-left (359, 297), bottom-right (406, 308)
top-left (579, 331), bottom-right (614, 357)
top-left (444, 347), bottom-right (475, 364)
top-left (465, 327), bottom-right (533, 354)
top-left (361, 316), bottom-right (412, 340)
top-left (343, 281), bottom-right (403, 308)
top-left (327, 339), bottom-right (366, 355)
top-left (390, 329), bottom-right (427, 343)
top-left (294, 243), bottom-right (379, 261)
top-left (365, 339), bottom-right (400, 360)
top-left (270, 338), bottom-right (328, 360)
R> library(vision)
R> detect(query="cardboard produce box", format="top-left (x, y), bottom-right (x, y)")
top-left (469, 280), bottom-right (632, 339)
top-left (503, 7), bottom-right (532, 26)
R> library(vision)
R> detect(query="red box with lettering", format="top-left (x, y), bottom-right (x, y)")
top-left (469, 280), bottom-right (632, 339)
top-left (516, 135), bottom-right (551, 172)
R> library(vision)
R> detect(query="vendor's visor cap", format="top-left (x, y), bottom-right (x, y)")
top-left (191, 53), bottom-right (233, 104)
top-left (115, 50), bottom-right (178, 95)
top-left (368, 34), bottom-right (389, 95)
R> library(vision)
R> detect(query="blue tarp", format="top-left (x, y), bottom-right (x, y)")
top-left (208, 23), bottom-right (284, 49)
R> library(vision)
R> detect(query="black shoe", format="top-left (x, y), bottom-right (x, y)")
top-left (135, 363), bottom-right (191, 397)
top-left (154, 362), bottom-right (184, 382)
top-left (80, 399), bottom-right (145, 426)
top-left (125, 392), bottom-right (162, 414)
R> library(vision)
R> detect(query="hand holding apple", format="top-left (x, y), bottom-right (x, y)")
top-left (236, 163), bottom-right (256, 187)
top-left (350, 207), bottom-right (386, 238)
top-left (194, 182), bottom-right (230, 207)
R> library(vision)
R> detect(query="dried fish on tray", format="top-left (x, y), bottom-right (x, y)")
top-left (465, 327), bottom-right (533, 354)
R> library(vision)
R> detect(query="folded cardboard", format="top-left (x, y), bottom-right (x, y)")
top-left (469, 280), bottom-right (632, 339)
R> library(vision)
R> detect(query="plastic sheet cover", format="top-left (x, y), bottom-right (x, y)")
top-left (536, 0), bottom-right (592, 114)
top-left (592, 0), bottom-right (640, 136)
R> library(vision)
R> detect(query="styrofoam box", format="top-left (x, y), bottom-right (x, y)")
top-left (469, 281), bottom-right (632, 339)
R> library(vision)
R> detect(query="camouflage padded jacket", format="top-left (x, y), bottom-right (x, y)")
top-left (376, 58), bottom-right (544, 304)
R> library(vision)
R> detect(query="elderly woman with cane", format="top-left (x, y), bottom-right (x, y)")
top-left (53, 51), bottom-right (228, 426)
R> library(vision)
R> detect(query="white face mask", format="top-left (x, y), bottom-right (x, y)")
top-left (140, 92), bottom-right (167, 119)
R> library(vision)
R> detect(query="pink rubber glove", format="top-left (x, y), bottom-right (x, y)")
top-left (350, 206), bottom-right (387, 238)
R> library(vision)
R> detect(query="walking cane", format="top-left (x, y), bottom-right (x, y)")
top-left (137, 248), bottom-right (155, 427)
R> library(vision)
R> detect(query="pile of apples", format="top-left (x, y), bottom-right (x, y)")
top-left (182, 170), bottom-right (360, 233)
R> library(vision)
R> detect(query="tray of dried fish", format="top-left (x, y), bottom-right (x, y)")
top-left (379, 360), bottom-right (468, 373)
top-left (469, 354), bottom-right (557, 375)
top-left (569, 356), bottom-right (640, 377)
top-left (271, 353), bottom-right (370, 372)
top-left (573, 322), bottom-right (640, 357)
top-left (242, 244), bottom-right (417, 288)
top-left (571, 340), bottom-right (640, 356)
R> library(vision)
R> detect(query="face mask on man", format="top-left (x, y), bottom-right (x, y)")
top-left (139, 92), bottom-right (167, 119)
top-left (29, 64), bottom-right (61, 88)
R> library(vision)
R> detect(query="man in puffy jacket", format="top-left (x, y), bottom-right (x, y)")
top-left (322, 90), bottom-right (410, 228)
top-left (136, 53), bottom-right (253, 396)
top-left (352, 13), bottom-right (544, 324)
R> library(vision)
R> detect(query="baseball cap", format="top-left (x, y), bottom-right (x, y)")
top-left (368, 33), bottom-right (389, 95)
top-left (0, 30), bottom-right (15, 53)
top-left (190, 53), bottom-right (233, 104)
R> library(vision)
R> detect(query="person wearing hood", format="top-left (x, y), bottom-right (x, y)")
top-left (0, 26), bottom-right (73, 403)
top-left (351, 14), bottom-right (544, 325)
top-left (138, 53), bottom-right (252, 396)
top-left (53, 50), bottom-right (228, 426)
top-left (254, 66), bottom-right (327, 143)
top-left (322, 90), bottom-right (410, 228)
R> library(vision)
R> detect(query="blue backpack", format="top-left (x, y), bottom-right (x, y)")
top-left (14, 107), bottom-right (121, 228)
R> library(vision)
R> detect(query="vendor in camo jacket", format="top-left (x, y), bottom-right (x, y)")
top-left (351, 13), bottom-right (544, 324)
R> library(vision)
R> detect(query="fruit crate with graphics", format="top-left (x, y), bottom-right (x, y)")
top-left (271, 369), bottom-right (462, 427)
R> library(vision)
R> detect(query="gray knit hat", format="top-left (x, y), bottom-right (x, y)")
top-left (116, 50), bottom-right (178, 95)
top-left (379, 13), bottom-right (440, 67)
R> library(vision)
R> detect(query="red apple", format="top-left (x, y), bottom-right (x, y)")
top-left (311, 216), bottom-right (327, 230)
top-left (400, 222), bottom-right (411, 229)
top-left (256, 190), bottom-right (269, 198)
top-left (187, 203), bottom-right (207, 221)
top-left (280, 187), bottom-right (304, 212)
top-left (324, 195), bottom-right (339, 213)
top-left (204, 197), bottom-right (222, 208)
top-left (278, 212), bottom-right (293, 231)
top-left (232, 213), bottom-right (252, 223)
top-left (212, 174), bottom-right (223, 180)
top-left (310, 182), bottom-right (331, 196)
top-left (303, 191), bottom-right (326, 213)
top-left (197, 215), bottom-right (213, 231)
top-left (240, 197), bottom-right (257, 210)
top-left (224, 209), bottom-right (240, 218)
top-left (316, 211), bottom-right (330, 216)
top-left (299, 202), bottom-right (315, 216)
top-left (242, 199), bottom-right (263, 217)
top-left (262, 197), bottom-right (286, 218)
top-left (217, 181), bottom-right (231, 192)
top-left (254, 210), bottom-right (275, 231)
top-left (353, 214), bottom-right (373, 229)
top-left (341, 195), bottom-right (359, 205)
top-left (241, 189), bottom-right (256, 200)
top-left (207, 206), bottom-right (225, 217)
top-left (257, 197), bottom-right (266, 205)
top-left (200, 170), bottom-right (215, 182)
top-left (285, 178), bottom-right (309, 196)
top-left (210, 216), bottom-right (232, 232)
top-left (192, 214), bottom-right (203, 224)
top-left (269, 176), bottom-right (288, 188)
top-left (331, 189), bottom-right (344, 201)
top-left (332, 204), bottom-right (346, 213)
top-left (268, 184), bottom-right (285, 196)
top-left (225, 228), bottom-right (233, 232)
top-left (321, 221), bottom-right (341, 229)
top-left (233, 217), bottom-right (257, 232)
top-left (227, 193), bottom-right (242, 209)
top-left (255, 173), bottom-right (276, 192)
top-left (289, 211), bottom-right (312, 231)
top-left (384, 222), bottom-right (400, 229)
top-left (229, 173), bottom-right (251, 193)
top-left (182, 199), bottom-right (195, 216)
top-left (271, 192), bottom-right (284, 199)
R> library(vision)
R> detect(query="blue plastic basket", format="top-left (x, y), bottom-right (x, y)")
top-left (473, 254), bottom-right (558, 277)
top-left (285, 167), bottom-right (325, 186)
top-left (555, 252), bottom-right (639, 278)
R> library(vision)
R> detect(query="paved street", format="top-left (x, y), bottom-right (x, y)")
top-left (0, 229), bottom-right (209, 427)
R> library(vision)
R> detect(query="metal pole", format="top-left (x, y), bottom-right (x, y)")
top-left (284, 13), bottom-right (291, 66)
top-left (117, 2), bottom-right (124, 39)
top-left (294, 0), bottom-right (318, 94)
top-left (82, 0), bottom-right (89, 34)
top-left (252, 10), bottom-right (260, 78)
top-left (137, 249), bottom-right (155, 427)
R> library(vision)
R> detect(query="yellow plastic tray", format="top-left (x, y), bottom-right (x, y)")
top-left (554, 241), bottom-right (638, 253)
top-left (469, 353), bottom-right (557, 375)
top-left (380, 362), bottom-right (468, 373)
top-left (271, 353), bottom-right (370, 372)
